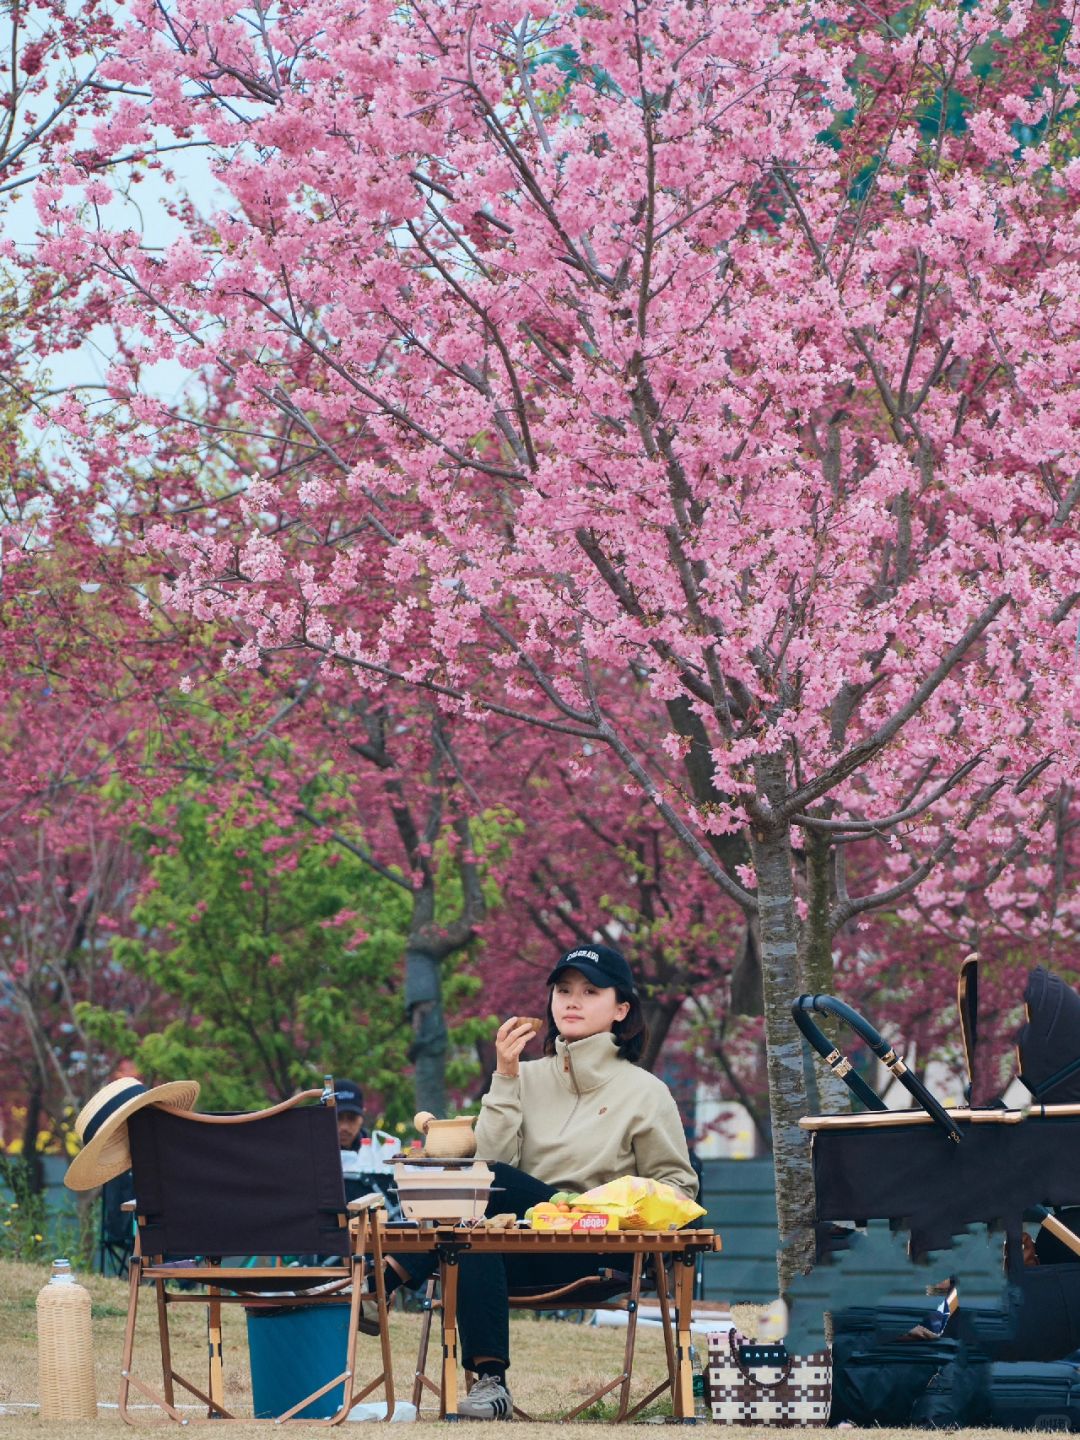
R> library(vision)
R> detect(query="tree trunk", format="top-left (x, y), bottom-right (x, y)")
top-left (730, 920), bottom-right (764, 1016)
top-left (404, 945), bottom-right (448, 1117)
top-left (748, 755), bottom-right (816, 1291)
top-left (640, 996), bottom-right (684, 1071)
top-left (800, 829), bottom-right (851, 1116)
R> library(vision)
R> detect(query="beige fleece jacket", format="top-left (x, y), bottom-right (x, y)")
top-left (474, 1030), bottom-right (699, 1199)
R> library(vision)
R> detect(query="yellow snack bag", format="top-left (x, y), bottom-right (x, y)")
top-left (574, 1176), bottom-right (706, 1230)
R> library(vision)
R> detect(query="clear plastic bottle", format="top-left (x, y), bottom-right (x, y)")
top-left (37, 1258), bottom-right (97, 1419)
top-left (358, 1135), bottom-right (375, 1174)
top-left (374, 1129), bottom-right (401, 1171)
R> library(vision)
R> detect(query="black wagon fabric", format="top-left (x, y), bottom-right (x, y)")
top-left (989, 1265), bottom-right (1080, 1362)
top-left (128, 1104), bottom-right (349, 1258)
top-left (1017, 967), bottom-right (1080, 1102)
top-left (811, 1116), bottom-right (1080, 1258)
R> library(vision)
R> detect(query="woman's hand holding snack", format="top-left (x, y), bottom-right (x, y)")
top-left (495, 1015), bottom-right (542, 1078)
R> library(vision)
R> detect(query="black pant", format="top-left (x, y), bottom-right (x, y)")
top-left (392, 1162), bottom-right (625, 1370)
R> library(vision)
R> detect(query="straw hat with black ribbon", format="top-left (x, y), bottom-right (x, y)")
top-left (64, 1077), bottom-right (200, 1191)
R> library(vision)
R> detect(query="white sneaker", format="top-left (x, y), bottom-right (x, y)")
top-left (455, 1374), bottom-right (513, 1421)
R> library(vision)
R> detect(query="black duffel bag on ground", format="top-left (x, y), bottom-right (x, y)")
top-left (834, 1274), bottom-right (1080, 1364)
top-left (988, 1361), bottom-right (1080, 1431)
top-left (830, 1335), bottom-right (983, 1427)
top-left (909, 1350), bottom-right (992, 1428)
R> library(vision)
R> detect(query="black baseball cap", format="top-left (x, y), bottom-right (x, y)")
top-left (546, 944), bottom-right (637, 996)
top-left (335, 1080), bottom-right (364, 1115)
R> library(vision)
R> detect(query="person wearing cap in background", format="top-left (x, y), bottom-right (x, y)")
top-left (381, 942), bottom-right (699, 1420)
top-left (334, 1079), bottom-right (368, 1157)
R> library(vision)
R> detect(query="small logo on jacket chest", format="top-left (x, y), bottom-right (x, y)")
top-left (598, 1106), bottom-right (608, 1116)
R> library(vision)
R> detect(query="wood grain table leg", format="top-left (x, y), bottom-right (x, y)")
top-left (440, 1253), bottom-right (460, 1418)
top-left (207, 1287), bottom-right (225, 1417)
top-left (673, 1251), bottom-right (696, 1421)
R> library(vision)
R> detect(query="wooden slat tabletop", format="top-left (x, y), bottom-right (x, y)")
top-left (381, 1223), bottom-right (720, 1253)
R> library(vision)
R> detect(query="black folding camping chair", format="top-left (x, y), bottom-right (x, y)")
top-left (118, 1085), bottom-right (394, 1425)
top-left (99, 1170), bottom-right (136, 1277)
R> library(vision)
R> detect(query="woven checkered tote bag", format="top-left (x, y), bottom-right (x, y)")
top-left (705, 1329), bottom-right (832, 1426)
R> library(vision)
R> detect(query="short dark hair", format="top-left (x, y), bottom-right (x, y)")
top-left (543, 988), bottom-right (649, 1064)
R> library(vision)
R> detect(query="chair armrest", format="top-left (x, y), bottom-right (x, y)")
top-left (347, 1192), bottom-right (387, 1213)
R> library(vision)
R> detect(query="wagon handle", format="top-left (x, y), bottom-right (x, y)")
top-left (792, 994), bottom-right (963, 1144)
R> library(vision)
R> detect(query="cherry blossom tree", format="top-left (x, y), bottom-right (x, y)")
top-left (471, 736), bottom-right (745, 1060)
top-left (843, 798), bottom-right (1080, 1109)
top-left (240, 658), bottom-right (741, 1112)
top-left (0, 451), bottom-right (193, 1176)
top-left (0, 0), bottom-right (182, 1176)
top-left (252, 685), bottom-right (498, 1116)
top-left (0, 755), bottom-right (144, 1182)
top-left (34, 0), bottom-right (1080, 1279)
top-left (0, 0), bottom-right (123, 419)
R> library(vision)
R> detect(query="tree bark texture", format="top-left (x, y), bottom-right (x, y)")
top-left (729, 921), bottom-right (765, 1016)
top-left (749, 756), bottom-right (816, 1290)
top-left (404, 946), bottom-right (449, 1118)
top-left (800, 829), bottom-right (852, 1116)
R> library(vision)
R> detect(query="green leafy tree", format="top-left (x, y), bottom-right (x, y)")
top-left (79, 801), bottom-right (430, 1122)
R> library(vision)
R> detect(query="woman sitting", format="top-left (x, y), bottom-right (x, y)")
top-left (385, 942), bottom-right (699, 1420)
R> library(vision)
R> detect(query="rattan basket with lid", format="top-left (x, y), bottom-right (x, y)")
top-left (413, 1109), bottom-right (477, 1158)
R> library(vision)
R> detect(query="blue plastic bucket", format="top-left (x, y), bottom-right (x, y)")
top-left (246, 1302), bottom-right (350, 1420)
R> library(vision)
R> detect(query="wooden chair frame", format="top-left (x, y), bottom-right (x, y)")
top-left (117, 1089), bottom-right (395, 1426)
top-left (411, 1251), bottom-right (677, 1422)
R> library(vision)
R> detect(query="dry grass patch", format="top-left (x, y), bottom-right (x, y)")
top-left (0, 1259), bottom-right (675, 1429)
top-left (1, 1261), bottom-right (1019, 1436)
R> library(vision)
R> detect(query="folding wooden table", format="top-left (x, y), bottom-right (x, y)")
top-left (383, 1223), bottom-right (721, 1421)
